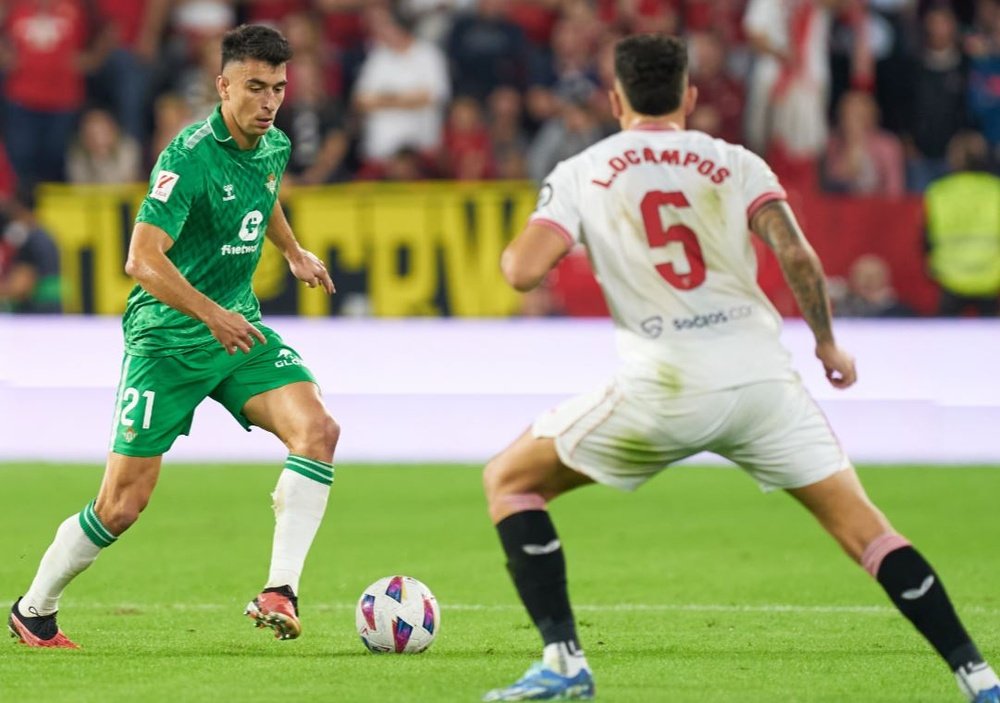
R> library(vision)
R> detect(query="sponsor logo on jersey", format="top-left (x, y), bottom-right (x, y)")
top-left (223, 184), bottom-right (235, 201)
top-left (221, 211), bottom-right (265, 255)
top-left (238, 210), bottom-right (264, 241)
top-left (275, 348), bottom-right (303, 368)
top-left (640, 316), bottom-right (663, 338)
top-left (265, 173), bottom-right (277, 194)
top-left (220, 243), bottom-right (260, 256)
top-left (150, 170), bottom-right (180, 202)
top-left (672, 305), bottom-right (752, 331)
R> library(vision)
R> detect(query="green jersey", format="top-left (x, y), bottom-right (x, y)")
top-left (125, 104), bottom-right (290, 356)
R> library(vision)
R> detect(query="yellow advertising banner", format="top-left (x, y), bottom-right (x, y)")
top-left (36, 182), bottom-right (536, 316)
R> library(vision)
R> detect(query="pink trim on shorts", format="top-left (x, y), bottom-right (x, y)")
top-left (528, 217), bottom-right (575, 246)
top-left (746, 191), bottom-right (788, 221)
top-left (861, 533), bottom-right (912, 577)
top-left (498, 493), bottom-right (547, 513)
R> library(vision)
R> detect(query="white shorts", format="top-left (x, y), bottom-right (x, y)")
top-left (532, 378), bottom-right (850, 492)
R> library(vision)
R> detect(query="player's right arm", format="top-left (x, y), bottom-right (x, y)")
top-left (131, 145), bottom-right (265, 355)
top-left (501, 224), bottom-right (571, 292)
top-left (502, 162), bottom-right (580, 292)
top-left (125, 224), bottom-right (266, 354)
top-left (751, 200), bottom-right (857, 389)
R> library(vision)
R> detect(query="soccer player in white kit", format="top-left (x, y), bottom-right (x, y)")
top-left (481, 35), bottom-right (1000, 703)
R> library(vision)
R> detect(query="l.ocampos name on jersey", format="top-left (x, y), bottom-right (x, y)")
top-left (592, 148), bottom-right (732, 188)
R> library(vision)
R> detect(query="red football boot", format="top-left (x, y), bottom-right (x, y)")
top-left (244, 586), bottom-right (301, 641)
top-left (8, 598), bottom-right (78, 649)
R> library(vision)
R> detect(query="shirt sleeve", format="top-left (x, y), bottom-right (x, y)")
top-left (527, 160), bottom-right (582, 246)
top-left (134, 146), bottom-right (203, 239)
top-left (738, 147), bottom-right (787, 223)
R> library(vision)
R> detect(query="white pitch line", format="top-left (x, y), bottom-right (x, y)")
top-left (8, 601), bottom-right (999, 616)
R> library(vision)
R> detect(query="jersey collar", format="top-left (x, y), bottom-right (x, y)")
top-left (208, 105), bottom-right (270, 152)
top-left (208, 105), bottom-right (239, 150)
top-left (628, 120), bottom-right (683, 132)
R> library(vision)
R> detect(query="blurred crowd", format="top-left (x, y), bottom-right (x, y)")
top-left (1, 0), bottom-right (999, 191)
top-left (0, 0), bottom-right (998, 316)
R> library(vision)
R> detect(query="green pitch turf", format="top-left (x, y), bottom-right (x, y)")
top-left (1, 463), bottom-right (998, 703)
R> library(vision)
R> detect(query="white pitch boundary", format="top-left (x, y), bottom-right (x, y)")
top-left (11, 601), bottom-right (999, 616)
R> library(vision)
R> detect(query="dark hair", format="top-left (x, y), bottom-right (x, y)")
top-left (221, 24), bottom-right (293, 69)
top-left (614, 34), bottom-right (688, 116)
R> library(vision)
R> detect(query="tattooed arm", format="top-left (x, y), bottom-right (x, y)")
top-left (751, 200), bottom-right (858, 389)
top-left (751, 201), bottom-right (833, 343)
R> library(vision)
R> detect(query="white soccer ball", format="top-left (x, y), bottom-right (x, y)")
top-left (355, 575), bottom-right (440, 653)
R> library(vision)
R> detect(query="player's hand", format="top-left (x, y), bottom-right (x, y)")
top-left (205, 309), bottom-right (267, 355)
top-left (289, 249), bottom-right (335, 295)
top-left (815, 342), bottom-right (857, 389)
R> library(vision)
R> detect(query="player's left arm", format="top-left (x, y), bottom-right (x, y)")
top-left (751, 201), bottom-right (857, 389)
top-left (266, 201), bottom-right (335, 295)
top-left (500, 224), bottom-right (572, 292)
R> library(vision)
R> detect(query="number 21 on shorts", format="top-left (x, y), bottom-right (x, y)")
top-left (119, 387), bottom-right (156, 429)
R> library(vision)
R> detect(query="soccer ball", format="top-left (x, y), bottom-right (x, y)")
top-left (355, 575), bottom-right (440, 653)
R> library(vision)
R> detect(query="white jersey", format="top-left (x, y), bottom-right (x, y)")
top-left (530, 125), bottom-right (795, 394)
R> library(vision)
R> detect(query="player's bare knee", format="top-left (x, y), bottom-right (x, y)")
top-left (317, 414), bottom-right (340, 454)
top-left (287, 412), bottom-right (339, 460)
top-left (95, 499), bottom-right (144, 536)
top-left (484, 454), bottom-right (544, 506)
top-left (483, 454), bottom-right (512, 501)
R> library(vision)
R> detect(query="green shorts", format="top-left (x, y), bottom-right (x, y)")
top-left (110, 325), bottom-right (317, 457)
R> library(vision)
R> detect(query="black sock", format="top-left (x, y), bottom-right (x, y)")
top-left (496, 510), bottom-right (580, 648)
top-left (876, 546), bottom-right (982, 671)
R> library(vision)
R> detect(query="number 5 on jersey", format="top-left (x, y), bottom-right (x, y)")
top-left (120, 387), bottom-right (156, 429)
top-left (641, 191), bottom-right (706, 290)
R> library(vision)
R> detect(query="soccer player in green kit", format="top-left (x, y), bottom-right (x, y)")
top-left (9, 25), bottom-right (338, 647)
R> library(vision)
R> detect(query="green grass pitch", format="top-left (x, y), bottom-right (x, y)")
top-left (1, 463), bottom-right (998, 702)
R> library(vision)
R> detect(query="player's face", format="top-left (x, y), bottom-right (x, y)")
top-left (217, 59), bottom-right (288, 142)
